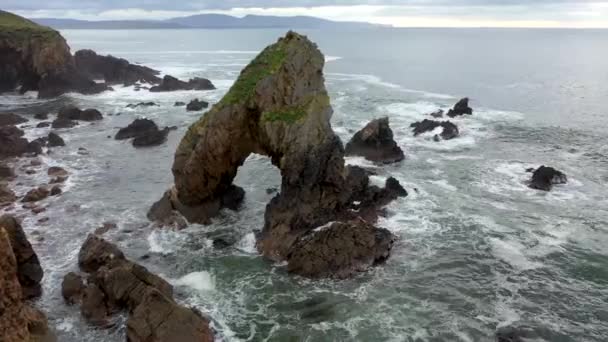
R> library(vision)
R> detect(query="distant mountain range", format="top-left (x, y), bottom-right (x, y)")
top-left (32, 14), bottom-right (384, 30)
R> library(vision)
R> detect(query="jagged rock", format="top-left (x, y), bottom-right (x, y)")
top-left (345, 117), bottom-right (405, 164)
top-left (26, 140), bottom-right (44, 155)
top-left (36, 121), bottom-right (51, 128)
top-left (34, 113), bottom-right (48, 120)
top-left (74, 49), bottom-right (161, 85)
top-left (57, 106), bottom-right (103, 121)
top-left (0, 227), bottom-right (55, 342)
top-left (50, 185), bottom-right (62, 196)
top-left (47, 132), bottom-right (65, 147)
top-left (80, 283), bottom-right (112, 327)
top-left (132, 128), bottom-right (169, 147)
top-left (51, 118), bottom-right (78, 129)
top-left (153, 32), bottom-right (404, 277)
top-left (430, 109), bottom-right (444, 118)
top-left (186, 98), bottom-right (209, 111)
top-left (126, 102), bottom-right (158, 109)
top-left (528, 165), bottom-right (568, 191)
top-left (0, 215), bottom-right (44, 299)
top-left (0, 11), bottom-right (107, 99)
top-left (149, 75), bottom-right (215, 92)
top-left (61, 272), bottom-right (84, 305)
top-left (0, 184), bottom-right (17, 205)
top-left (410, 119), bottom-right (459, 141)
top-left (78, 234), bottom-right (125, 273)
top-left (22, 187), bottom-right (49, 203)
top-left (0, 125), bottom-right (28, 157)
top-left (174, 101), bottom-right (186, 107)
top-left (47, 166), bottom-right (68, 178)
top-left (0, 163), bottom-right (15, 179)
top-left (0, 113), bottom-right (27, 126)
top-left (286, 219), bottom-right (395, 279)
top-left (115, 118), bottom-right (158, 140)
top-left (446, 97), bottom-right (473, 117)
top-left (94, 222), bottom-right (117, 236)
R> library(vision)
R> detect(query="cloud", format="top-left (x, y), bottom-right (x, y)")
top-left (5, 0), bottom-right (608, 28)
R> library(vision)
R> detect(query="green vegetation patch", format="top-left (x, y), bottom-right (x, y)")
top-left (0, 10), bottom-right (59, 40)
top-left (261, 106), bottom-right (307, 124)
top-left (220, 42), bottom-right (287, 106)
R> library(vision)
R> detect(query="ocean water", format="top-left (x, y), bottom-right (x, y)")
top-left (1, 28), bottom-right (608, 342)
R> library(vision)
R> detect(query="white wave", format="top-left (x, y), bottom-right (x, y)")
top-left (344, 156), bottom-right (380, 169)
top-left (489, 237), bottom-right (542, 270)
top-left (429, 179), bottom-right (457, 192)
top-left (173, 271), bottom-right (216, 292)
top-left (235, 233), bottom-right (257, 254)
top-left (147, 230), bottom-right (184, 255)
top-left (369, 175), bottom-right (388, 188)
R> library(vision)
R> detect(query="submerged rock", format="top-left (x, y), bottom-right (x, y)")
top-left (186, 98), bottom-right (209, 111)
top-left (446, 97), bottom-right (473, 117)
top-left (47, 132), bottom-right (65, 147)
top-left (0, 11), bottom-right (107, 98)
top-left (149, 75), bottom-right (215, 92)
top-left (51, 118), bottom-right (78, 129)
top-left (74, 49), bottom-right (161, 85)
top-left (22, 187), bottom-right (49, 203)
top-left (174, 101), bottom-right (186, 107)
top-left (345, 117), bottom-right (405, 164)
top-left (57, 106), bottom-right (103, 121)
top-left (153, 32), bottom-right (404, 278)
top-left (126, 102), bottom-right (159, 109)
top-left (0, 113), bottom-right (28, 126)
top-left (115, 119), bottom-right (170, 147)
top-left (132, 128), bottom-right (169, 147)
top-left (410, 119), bottom-right (459, 141)
top-left (528, 165), bottom-right (568, 191)
top-left (36, 121), bottom-right (51, 128)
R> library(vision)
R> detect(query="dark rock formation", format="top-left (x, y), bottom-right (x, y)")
top-left (36, 121), bottom-right (51, 128)
top-left (132, 128), bottom-right (169, 147)
top-left (430, 109), bottom-right (444, 118)
top-left (446, 97), bottom-right (473, 118)
top-left (115, 118), bottom-right (170, 147)
top-left (22, 187), bottom-right (49, 203)
top-left (0, 11), bottom-right (107, 99)
top-left (47, 132), bottom-right (65, 147)
top-left (0, 113), bottom-right (27, 126)
top-left (51, 118), bottom-right (78, 129)
top-left (0, 163), bottom-right (15, 179)
top-left (186, 98), bottom-right (209, 111)
top-left (0, 184), bottom-right (16, 206)
top-left (34, 112), bottom-right (48, 120)
top-left (126, 102), bottom-right (158, 109)
top-left (74, 49), bottom-right (161, 85)
top-left (528, 165), bottom-right (568, 191)
top-left (0, 125), bottom-right (28, 157)
top-left (69, 235), bottom-right (214, 340)
top-left (151, 32), bottom-right (404, 278)
top-left (50, 186), bottom-right (62, 196)
top-left (410, 119), bottom-right (459, 141)
top-left (57, 106), bottom-right (103, 121)
top-left (47, 166), bottom-right (68, 178)
top-left (26, 139), bottom-right (43, 155)
top-left (149, 75), bottom-right (215, 92)
top-left (345, 117), bottom-right (405, 164)
top-left (174, 101), bottom-right (186, 107)
top-left (0, 215), bottom-right (44, 299)
top-left (0, 226), bottom-right (54, 342)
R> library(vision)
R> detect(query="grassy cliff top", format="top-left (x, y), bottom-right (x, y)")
top-left (0, 10), bottom-right (58, 39)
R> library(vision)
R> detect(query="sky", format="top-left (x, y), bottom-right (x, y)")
top-left (5, 1), bottom-right (608, 28)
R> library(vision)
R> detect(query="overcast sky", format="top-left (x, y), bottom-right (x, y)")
top-left (6, 0), bottom-right (608, 28)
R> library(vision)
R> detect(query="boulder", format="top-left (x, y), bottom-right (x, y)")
top-left (0, 183), bottom-right (17, 205)
top-left (0, 125), bottom-right (28, 157)
top-left (186, 98), bottom-right (209, 111)
top-left (34, 113), bottom-right (48, 120)
top-left (74, 49), bottom-right (161, 85)
top-left (78, 234), bottom-right (125, 273)
top-left (22, 187), bottom-right (49, 203)
top-left (126, 102), bottom-right (158, 109)
top-left (430, 109), bottom-right (444, 118)
top-left (132, 128), bottom-right (169, 148)
top-left (57, 106), bottom-right (103, 121)
top-left (47, 166), bottom-right (68, 178)
top-left (345, 117), bottom-right (405, 164)
top-left (152, 32), bottom-right (404, 277)
top-left (446, 97), bottom-right (473, 118)
top-left (0, 11), bottom-right (107, 98)
top-left (115, 118), bottom-right (158, 140)
top-left (26, 140), bottom-right (44, 155)
top-left (410, 119), bottom-right (459, 141)
top-left (50, 186), bottom-right (62, 196)
top-left (0, 215), bottom-right (44, 299)
top-left (174, 101), bottom-right (186, 107)
top-left (528, 165), bottom-right (568, 191)
top-left (51, 118), bottom-right (78, 129)
top-left (0, 163), bottom-right (15, 179)
top-left (61, 272), bottom-right (84, 305)
top-left (0, 227), bottom-right (54, 342)
top-left (47, 132), bottom-right (65, 147)
top-left (0, 113), bottom-right (27, 126)
top-left (149, 75), bottom-right (215, 92)
top-left (36, 121), bottom-right (51, 128)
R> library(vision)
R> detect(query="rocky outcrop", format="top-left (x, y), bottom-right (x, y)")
top-left (528, 165), bottom-right (568, 191)
top-left (446, 97), bottom-right (473, 118)
top-left (0, 11), bottom-right (107, 98)
top-left (149, 75), bottom-right (215, 92)
top-left (47, 132), bottom-right (65, 147)
top-left (0, 183), bottom-right (17, 206)
top-left (174, 101), bottom-right (186, 107)
top-left (126, 102), bottom-right (158, 109)
top-left (115, 118), bottom-right (171, 147)
top-left (345, 117), bottom-right (405, 164)
top-left (66, 234), bottom-right (214, 340)
top-left (151, 32), bottom-right (404, 278)
top-left (0, 125), bottom-right (29, 157)
top-left (74, 49), bottom-right (161, 85)
top-left (57, 106), bottom-right (103, 121)
top-left (0, 113), bottom-right (28, 126)
top-left (22, 187), bottom-right (50, 203)
top-left (186, 98), bottom-right (209, 111)
top-left (410, 119), bottom-right (459, 141)
top-left (0, 226), bottom-right (54, 342)
top-left (0, 215), bottom-right (44, 299)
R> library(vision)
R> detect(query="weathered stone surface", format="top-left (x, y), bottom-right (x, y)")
top-left (47, 132), bottom-right (65, 147)
top-left (47, 166), bottom-right (68, 178)
top-left (0, 113), bottom-right (28, 126)
top-left (61, 272), bottom-right (84, 305)
top-left (410, 119), bottom-right (459, 141)
top-left (345, 117), bottom-right (405, 164)
top-left (153, 32), bottom-right (404, 278)
top-left (186, 98), bottom-right (209, 111)
top-left (0, 215), bottom-right (44, 299)
top-left (57, 106), bottom-right (103, 121)
top-left (149, 75), bottom-right (215, 92)
top-left (115, 118), bottom-right (158, 140)
top-left (0, 11), bottom-right (107, 99)
top-left (22, 187), bottom-right (49, 203)
top-left (132, 128), bottom-right (169, 147)
top-left (446, 97), bottom-right (473, 117)
top-left (78, 234), bottom-right (125, 273)
top-left (287, 219), bottom-right (395, 279)
top-left (528, 165), bottom-right (568, 191)
top-left (51, 118), bottom-right (78, 129)
top-left (0, 125), bottom-right (28, 158)
top-left (74, 49), bottom-right (161, 85)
